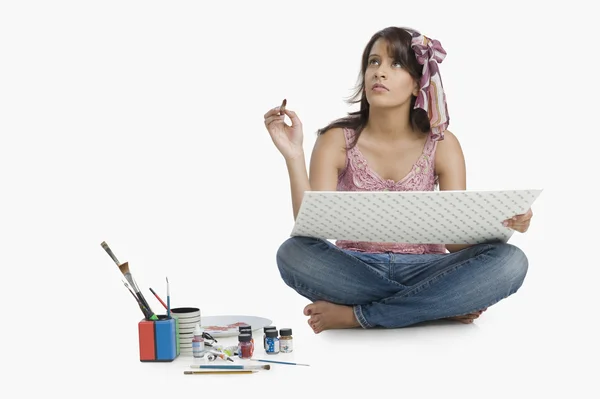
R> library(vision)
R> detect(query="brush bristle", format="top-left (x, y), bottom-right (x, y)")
top-left (118, 261), bottom-right (130, 274)
top-left (264, 365), bottom-right (270, 370)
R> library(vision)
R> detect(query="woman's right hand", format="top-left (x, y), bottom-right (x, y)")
top-left (263, 103), bottom-right (304, 161)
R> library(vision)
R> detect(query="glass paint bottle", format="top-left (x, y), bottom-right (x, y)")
top-left (192, 324), bottom-right (205, 358)
top-left (238, 333), bottom-right (253, 359)
top-left (265, 329), bottom-right (279, 355)
top-left (263, 326), bottom-right (276, 350)
top-left (279, 328), bottom-right (293, 353)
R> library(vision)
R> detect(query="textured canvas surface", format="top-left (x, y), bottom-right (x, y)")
top-left (291, 190), bottom-right (543, 244)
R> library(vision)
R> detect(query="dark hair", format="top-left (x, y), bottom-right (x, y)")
top-left (317, 26), bottom-right (430, 149)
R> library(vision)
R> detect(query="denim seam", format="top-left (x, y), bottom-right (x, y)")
top-left (380, 250), bottom-right (495, 304)
top-left (353, 305), bottom-right (371, 328)
top-left (287, 280), bottom-right (373, 328)
top-left (317, 239), bottom-right (406, 289)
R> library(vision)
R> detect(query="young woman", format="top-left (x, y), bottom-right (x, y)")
top-left (263, 26), bottom-right (533, 334)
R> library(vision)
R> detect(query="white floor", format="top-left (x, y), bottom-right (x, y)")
top-left (26, 249), bottom-right (596, 399)
top-left (4, 2), bottom-right (598, 397)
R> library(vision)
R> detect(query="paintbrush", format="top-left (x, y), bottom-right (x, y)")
top-left (251, 359), bottom-right (310, 366)
top-left (100, 241), bottom-right (136, 289)
top-left (166, 277), bottom-right (170, 318)
top-left (125, 276), bottom-right (158, 321)
top-left (149, 287), bottom-right (168, 310)
top-left (123, 280), bottom-right (153, 320)
top-left (184, 371), bottom-right (256, 375)
top-left (126, 269), bottom-right (156, 320)
top-left (189, 365), bottom-right (270, 370)
top-left (101, 241), bottom-right (157, 320)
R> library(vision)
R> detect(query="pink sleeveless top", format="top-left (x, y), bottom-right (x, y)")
top-left (335, 127), bottom-right (448, 254)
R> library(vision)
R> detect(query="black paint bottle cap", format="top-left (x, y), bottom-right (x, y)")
top-left (266, 330), bottom-right (279, 338)
top-left (280, 328), bottom-right (292, 336)
top-left (238, 333), bottom-right (252, 342)
top-left (239, 326), bottom-right (252, 335)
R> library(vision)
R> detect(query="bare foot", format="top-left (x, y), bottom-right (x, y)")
top-left (445, 308), bottom-right (487, 324)
top-left (303, 301), bottom-right (360, 333)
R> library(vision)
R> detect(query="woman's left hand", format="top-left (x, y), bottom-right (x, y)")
top-left (503, 208), bottom-right (533, 233)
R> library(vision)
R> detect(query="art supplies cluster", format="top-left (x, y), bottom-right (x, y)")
top-left (101, 240), bottom-right (309, 374)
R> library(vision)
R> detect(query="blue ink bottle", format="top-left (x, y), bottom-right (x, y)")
top-left (263, 326), bottom-right (276, 350)
top-left (265, 329), bottom-right (279, 354)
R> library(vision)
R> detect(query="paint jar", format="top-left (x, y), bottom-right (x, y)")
top-left (263, 326), bottom-right (277, 350)
top-left (279, 328), bottom-right (293, 353)
top-left (238, 333), bottom-right (253, 359)
top-left (265, 329), bottom-right (279, 355)
top-left (239, 326), bottom-right (254, 354)
top-left (192, 324), bottom-right (205, 358)
top-left (239, 326), bottom-right (253, 343)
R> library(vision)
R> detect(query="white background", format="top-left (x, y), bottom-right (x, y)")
top-left (1, 1), bottom-right (598, 398)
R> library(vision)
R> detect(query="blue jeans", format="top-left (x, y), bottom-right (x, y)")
top-left (276, 236), bottom-right (528, 328)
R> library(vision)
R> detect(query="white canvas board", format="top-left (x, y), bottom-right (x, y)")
top-left (291, 189), bottom-right (543, 244)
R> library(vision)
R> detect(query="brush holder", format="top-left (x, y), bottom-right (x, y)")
top-left (138, 315), bottom-right (179, 362)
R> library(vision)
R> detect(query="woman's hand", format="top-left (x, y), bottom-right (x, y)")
top-left (503, 208), bottom-right (533, 233)
top-left (263, 103), bottom-right (304, 161)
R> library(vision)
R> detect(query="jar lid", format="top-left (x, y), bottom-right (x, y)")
top-left (263, 326), bottom-right (277, 332)
top-left (239, 326), bottom-right (252, 334)
top-left (238, 333), bottom-right (252, 342)
top-left (279, 328), bottom-right (292, 336)
top-left (266, 330), bottom-right (279, 338)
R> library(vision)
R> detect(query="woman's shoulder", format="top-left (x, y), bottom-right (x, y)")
top-left (319, 125), bottom-right (349, 136)
top-left (434, 129), bottom-right (461, 152)
top-left (315, 126), bottom-right (348, 148)
top-left (312, 127), bottom-right (348, 169)
top-left (434, 129), bottom-right (466, 171)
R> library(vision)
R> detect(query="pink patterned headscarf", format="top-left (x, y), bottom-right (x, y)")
top-left (411, 32), bottom-right (449, 141)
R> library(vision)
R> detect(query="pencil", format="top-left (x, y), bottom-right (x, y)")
top-left (184, 370), bottom-right (255, 375)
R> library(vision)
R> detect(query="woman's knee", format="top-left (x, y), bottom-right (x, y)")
top-left (489, 242), bottom-right (529, 289)
top-left (276, 236), bottom-right (321, 274)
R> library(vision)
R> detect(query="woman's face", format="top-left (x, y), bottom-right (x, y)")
top-left (364, 38), bottom-right (418, 110)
